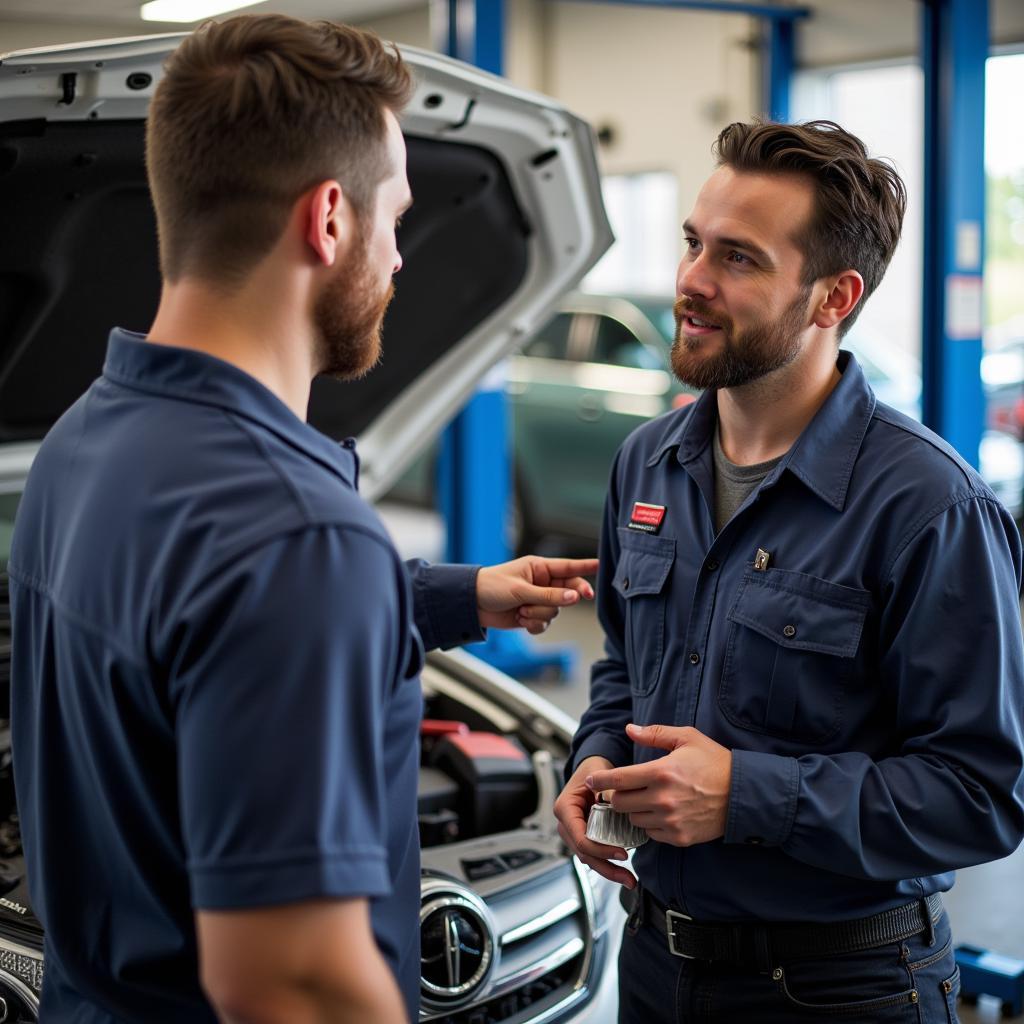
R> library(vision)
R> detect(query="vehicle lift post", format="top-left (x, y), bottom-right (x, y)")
top-left (434, 0), bottom-right (575, 680)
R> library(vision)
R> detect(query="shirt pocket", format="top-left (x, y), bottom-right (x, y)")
top-left (612, 528), bottom-right (676, 697)
top-left (718, 568), bottom-right (870, 744)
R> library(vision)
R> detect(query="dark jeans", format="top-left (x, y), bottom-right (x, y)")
top-left (618, 904), bottom-right (961, 1023)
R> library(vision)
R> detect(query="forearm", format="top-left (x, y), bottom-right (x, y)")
top-left (210, 952), bottom-right (406, 1024)
top-left (569, 655), bottom-right (634, 775)
top-left (728, 746), bottom-right (1024, 880)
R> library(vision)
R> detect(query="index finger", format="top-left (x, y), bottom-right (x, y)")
top-left (538, 557), bottom-right (599, 579)
top-left (586, 764), bottom-right (653, 793)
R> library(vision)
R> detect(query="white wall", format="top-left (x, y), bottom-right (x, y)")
top-left (353, 5), bottom-right (431, 48)
top-left (508, 0), bottom-right (759, 266)
top-left (798, 0), bottom-right (1024, 69)
top-left (0, 18), bottom-right (164, 52)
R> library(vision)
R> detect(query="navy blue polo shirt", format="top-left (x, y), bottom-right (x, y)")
top-left (9, 329), bottom-right (482, 1022)
top-left (572, 351), bottom-right (1024, 922)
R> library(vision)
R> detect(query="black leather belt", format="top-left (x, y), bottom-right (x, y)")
top-left (628, 887), bottom-right (943, 970)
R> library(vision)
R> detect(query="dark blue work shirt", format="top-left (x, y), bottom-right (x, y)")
top-left (572, 351), bottom-right (1024, 922)
top-left (9, 329), bottom-right (483, 1022)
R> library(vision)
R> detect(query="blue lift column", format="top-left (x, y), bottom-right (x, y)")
top-left (763, 13), bottom-right (795, 122)
top-left (920, 0), bottom-right (988, 465)
top-left (434, 0), bottom-right (575, 679)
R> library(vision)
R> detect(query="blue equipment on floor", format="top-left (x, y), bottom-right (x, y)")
top-left (955, 944), bottom-right (1024, 1018)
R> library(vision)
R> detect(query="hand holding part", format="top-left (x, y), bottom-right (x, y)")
top-left (585, 797), bottom-right (649, 849)
top-left (585, 724), bottom-right (732, 847)
top-left (553, 755), bottom-right (637, 889)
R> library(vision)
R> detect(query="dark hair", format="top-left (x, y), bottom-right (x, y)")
top-left (713, 119), bottom-right (907, 337)
top-left (146, 14), bottom-right (413, 287)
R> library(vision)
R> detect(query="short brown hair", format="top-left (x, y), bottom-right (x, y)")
top-left (713, 119), bottom-right (907, 337)
top-left (146, 14), bottom-right (413, 286)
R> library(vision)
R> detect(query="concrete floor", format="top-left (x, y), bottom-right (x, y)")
top-left (528, 601), bottom-right (1024, 1023)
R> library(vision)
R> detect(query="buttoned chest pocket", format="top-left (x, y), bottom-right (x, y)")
top-left (718, 568), bottom-right (870, 744)
top-left (612, 529), bottom-right (675, 697)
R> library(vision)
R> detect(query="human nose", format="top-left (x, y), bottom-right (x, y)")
top-left (393, 248), bottom-right (403, 275)
top-left (676, 250), bottom-right (716, 301)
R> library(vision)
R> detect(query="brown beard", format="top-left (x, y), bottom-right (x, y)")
top-left (313, 232), bottom-right (395, 382)
top-left (671, 286), bottom-right (812, 391)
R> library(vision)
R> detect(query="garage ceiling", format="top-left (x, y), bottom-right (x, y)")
top-left (0, 0), bottom-right (420, 30)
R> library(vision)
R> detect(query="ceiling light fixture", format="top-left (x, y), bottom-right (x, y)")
top-left (140, 0), bottom-right (264, 22)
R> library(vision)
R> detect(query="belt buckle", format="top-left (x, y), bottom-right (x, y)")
top-left (665, 909), bottom-right (695, 959)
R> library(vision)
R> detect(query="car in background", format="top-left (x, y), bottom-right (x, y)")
top-left (469, 297), bottom-right (1020, 545)
top-left (0, 33), bottom-right (624, 1022)
top-left (508, 293), bottom-right (697, 548)
top-left (983, 320), bottom-right (1024, 441)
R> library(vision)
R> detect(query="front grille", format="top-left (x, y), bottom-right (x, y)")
top-left (425, 953), bottom-right (584, 1024)
top-left (421, 858), bottom-right (599, 1024)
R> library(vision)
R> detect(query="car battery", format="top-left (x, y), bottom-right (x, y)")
top-left (430, 732), bottom-right (537, 839)
top-left (417, 765), bottom-right (462, 846)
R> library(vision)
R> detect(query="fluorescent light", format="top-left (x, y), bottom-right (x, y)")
top-left (140, 0), bottom-right (265, 22)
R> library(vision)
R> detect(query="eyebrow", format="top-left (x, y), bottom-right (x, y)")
top-left (682, 220), bottom-right (773, 266)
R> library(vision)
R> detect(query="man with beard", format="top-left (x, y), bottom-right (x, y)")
top-left (8, 16), bottom-right (598, 1024)
top-left (554, 119), bottom-right (1024, 1022)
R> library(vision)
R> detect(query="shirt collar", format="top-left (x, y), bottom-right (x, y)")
top-left (102, 328), bottom-right (359, 488)
top-left (647, 350), bottom-right (876, 512)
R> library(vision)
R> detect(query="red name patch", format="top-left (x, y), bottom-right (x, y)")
top-left (628, 502), bottom-right (666, 533)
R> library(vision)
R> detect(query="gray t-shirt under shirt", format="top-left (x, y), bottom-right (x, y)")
top-left (712, 425), bottom-right (785, 533)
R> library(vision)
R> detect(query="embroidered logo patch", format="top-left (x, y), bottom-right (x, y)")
top-left (627, 502), bottom-right (666, 534)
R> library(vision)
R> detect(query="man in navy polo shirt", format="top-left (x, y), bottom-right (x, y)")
top-left (8, 15), bottom-right (596, 1023)
top-left (555, 120), bottom-right (1024, 1021)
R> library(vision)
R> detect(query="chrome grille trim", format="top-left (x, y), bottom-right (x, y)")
top-left (485, 936), bottom-right (584, 999)
top-left (499, 895), bottom-right (580, 946)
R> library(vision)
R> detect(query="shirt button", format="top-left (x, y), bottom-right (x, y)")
top-left (783, 624), bottom-right (796, 638)
top-left (622, 577), bottom-right (630, 591)
top-left (745, 836), bottom-right (764, 845)
top-left (689, 652), bottom-right (700, 665)
top-left (705, 559), bottom-right (719, 572)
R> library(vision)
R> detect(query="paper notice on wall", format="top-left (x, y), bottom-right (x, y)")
top-left (955, 221), bottom-right (982, 271)
top-left (945, 275), bottom-right (984, 340)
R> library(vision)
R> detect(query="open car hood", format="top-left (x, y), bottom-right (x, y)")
top-left (0, 34), bottom-right (612, 500)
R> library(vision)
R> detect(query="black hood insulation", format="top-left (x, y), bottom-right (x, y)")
top-left (0, 119), bottom-right (530, 442)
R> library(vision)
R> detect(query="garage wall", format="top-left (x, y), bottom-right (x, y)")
top-left (798, 0), bottom-right (1024, 68)
top-left (352, 5), bottom-right (431, 48)
top-left (0, 18), bottom-right (153, 51)
top-left (506, 0), bottom-right (760, 265)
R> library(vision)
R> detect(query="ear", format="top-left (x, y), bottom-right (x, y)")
top-left (304, 180), bottom-right (352, 268)
top-left (812, 269), bottom-right (865, 331)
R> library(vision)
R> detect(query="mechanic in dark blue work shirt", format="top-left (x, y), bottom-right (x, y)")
top-left (8, 16), bottom-right (597, 1024)
top-left (555, 119), bottom-right (1024, 1023)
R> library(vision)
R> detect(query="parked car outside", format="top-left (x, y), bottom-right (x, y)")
top-left (983, 319), bottom-right (1024, 441)
top-left (0, 33), bottom-right (625, 1023)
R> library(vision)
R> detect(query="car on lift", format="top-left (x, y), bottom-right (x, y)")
top-left (0, 33), bottom-right (625, 1023)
